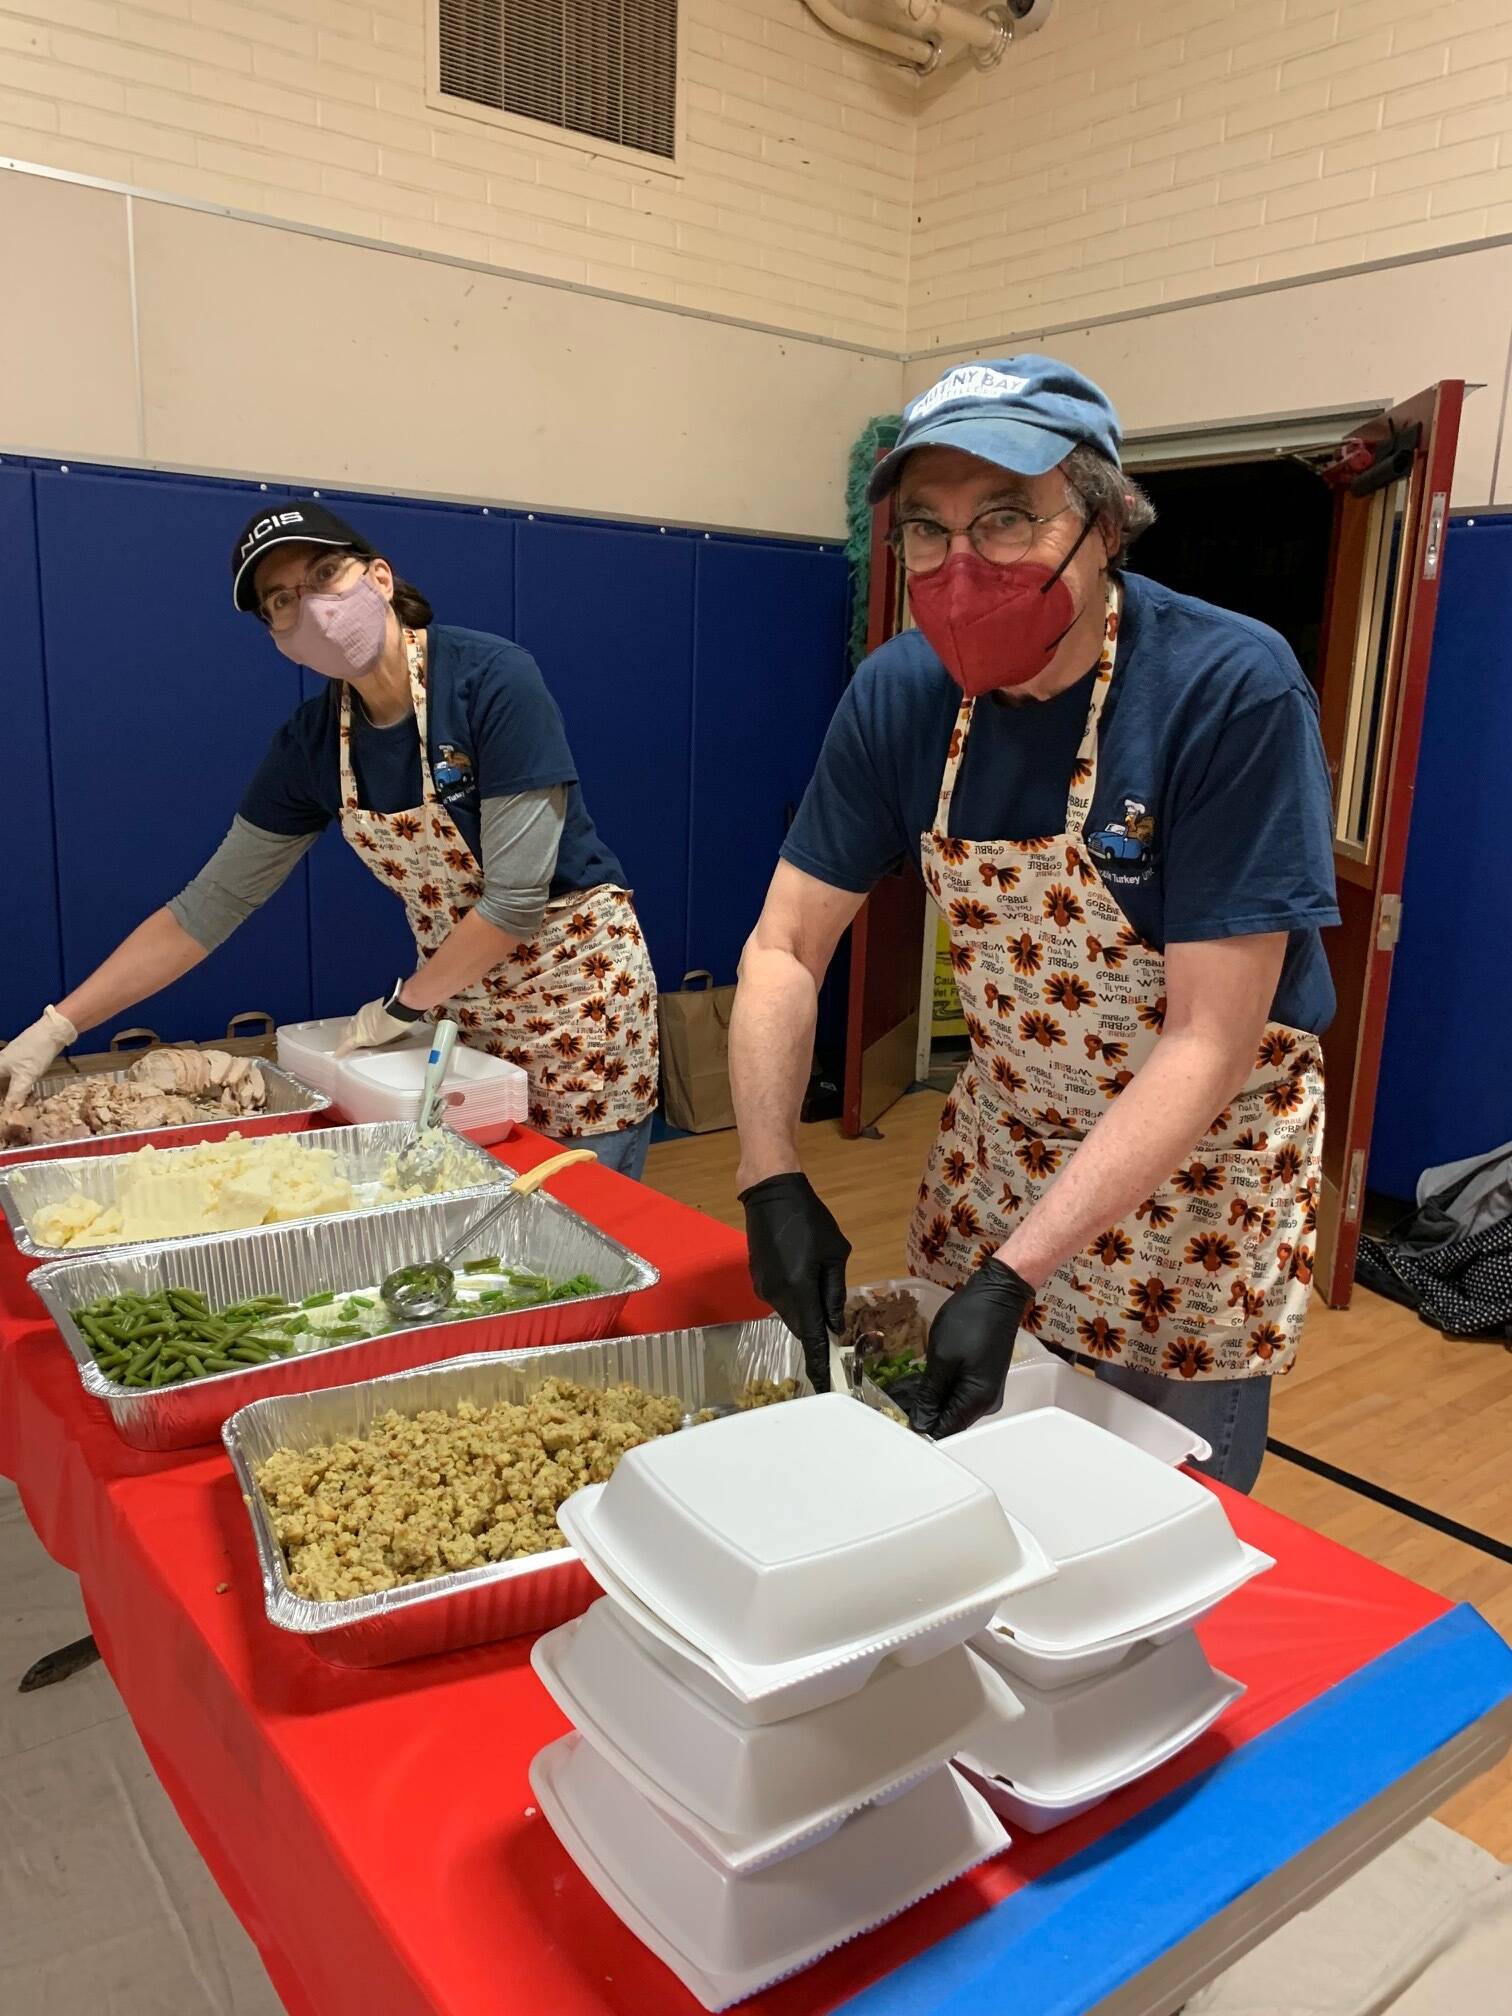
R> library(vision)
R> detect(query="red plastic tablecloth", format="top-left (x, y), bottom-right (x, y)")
top-left (0, 1131), bottom-right (1455, 2016)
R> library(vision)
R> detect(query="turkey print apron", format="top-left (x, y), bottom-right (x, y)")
top-left (907, 587), bottom-right (1325, 1382)
top-left (338, 633), bottom-right (657, 1140)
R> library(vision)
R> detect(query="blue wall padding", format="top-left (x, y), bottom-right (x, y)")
top-left (513, 518), bottom-right (696, 985)
top-left (3, 459), bottom-right (850, 1051)
top-left (0, 466), bottom-right (65, 1029)
top-left (688, 539), bottom-right (851, 986)
top-left (1369, 516), bottom-right (1512, 1199)
top-left (32, 467), bottom-right (312, 1045)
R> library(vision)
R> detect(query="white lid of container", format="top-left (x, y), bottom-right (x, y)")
top-left (556, 1394), bottom-right (1053, 1703)
top-left (337, 1043), bottom-right (528, 1122)
top-left (974, 1357), bottom-right (1213, 1465)
top-left (956, 1631), bottom-right (1244, 1809)
top-left (533, 1601), bottom-right (994, 1873)
top-left (529, 1733), bottom-right (1007, 2011)
top-left (945, 1409), bottom-right (1272, 1655)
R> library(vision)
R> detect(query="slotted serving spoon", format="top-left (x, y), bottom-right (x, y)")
top-left (391, 1018), bottom-right (458, 1192)
top-left (380, 1147), bottom-right (597, 1322)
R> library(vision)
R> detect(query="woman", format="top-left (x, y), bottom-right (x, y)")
top-left (0, 501), bottom-right (660, 1176)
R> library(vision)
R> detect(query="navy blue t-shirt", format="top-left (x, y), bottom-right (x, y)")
top-left (782, 573), bottom-right (1340, 1033)
top-left (239, 625), bottom-right (626, 895)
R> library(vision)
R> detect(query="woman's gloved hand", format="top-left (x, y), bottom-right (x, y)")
top-left (739, 1172), bottom-right (850, 1395)
top-left (333, 994), bottom-right (418, 1059)
top-left (909, 1255), bottom-right (1035, 1438)
top-left (0, 1005), bottom-right (77, 1109)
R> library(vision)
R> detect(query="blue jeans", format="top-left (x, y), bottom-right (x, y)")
top-left (546, 1112), bottom-right (654, 1182)
top-left (1090, 1358), bottom-right (1272, 1493)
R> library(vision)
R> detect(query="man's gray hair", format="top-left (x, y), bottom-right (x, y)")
top-left (1062, 444), bottom-right (1156, 569)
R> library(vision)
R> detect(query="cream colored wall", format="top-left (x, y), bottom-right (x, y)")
top-left (0, 0), bottom-right (914, 347)
top-left (1, 166), bottom-right (902, 537)
top-left (911, 0), bottom-right (1512, 351)
top-left (901, 237), bottom-right (1512, 508)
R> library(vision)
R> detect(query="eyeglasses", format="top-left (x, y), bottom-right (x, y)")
top-left (258, 551), bottom-right (364, 630)
top-left (889, 503), bottom-right (1077, 575)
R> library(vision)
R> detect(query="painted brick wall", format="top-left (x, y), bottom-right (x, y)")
top-left (911, 0), bottom-right (1512, 352)
top-left (0, 0), bottom-right (915, 346)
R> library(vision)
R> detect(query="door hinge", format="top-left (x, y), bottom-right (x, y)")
top-left (1376, 893), bottom-right (1403, 951)
top-left (1424, 491), bottom-right (1446, 579)
top-left (1344, 1147), bottom-right (1366, 1225)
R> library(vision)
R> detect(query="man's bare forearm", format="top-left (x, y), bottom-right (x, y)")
top-left (730, 942), bottom-right (817, 1192)
top-left (998, 1029), bottom-right (1255, 1287)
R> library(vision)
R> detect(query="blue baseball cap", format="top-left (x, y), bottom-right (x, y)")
top-left (869, 353), bottom-right (1123, 503)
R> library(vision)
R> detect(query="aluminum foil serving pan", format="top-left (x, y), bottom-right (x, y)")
top-left (224, 1321), bottom-right (810, 1667)
top-left (0, 1061), bottom-right (330, 1171)
top-left (1, 1121), bottom-right (505, 1261)
top-left (32, 1181), bottom-right (658, 1453)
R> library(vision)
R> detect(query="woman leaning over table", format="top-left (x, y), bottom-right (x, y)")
top-left (0, 502), bottom-right (659, 1176)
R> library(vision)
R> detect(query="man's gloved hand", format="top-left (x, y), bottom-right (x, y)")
top-left (909, 1255), bottom-right (1035, 1438)
top-left (333, 996), bottom-right (416, 1059)
top-left (0, 1005), bottom-right (77, 1110)
top-left (739, 1172), bottom-right (850, 1395)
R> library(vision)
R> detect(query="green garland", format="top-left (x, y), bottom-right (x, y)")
top-left (845, 411), bottom-right (903, 670)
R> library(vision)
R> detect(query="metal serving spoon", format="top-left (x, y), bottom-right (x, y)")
top-left (391, 1019), bottom-right (458, 1192)
top-left (379, 1147), bottom-right (597, 1323)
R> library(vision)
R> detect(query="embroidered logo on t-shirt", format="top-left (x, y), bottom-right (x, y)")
top-left (1087, 797), bottom-right (1156, 886)
top-left (434, 743), bottom-right (475, 807)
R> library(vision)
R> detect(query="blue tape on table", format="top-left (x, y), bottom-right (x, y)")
top-left (841, 1605), bottom-right (1512, 2016)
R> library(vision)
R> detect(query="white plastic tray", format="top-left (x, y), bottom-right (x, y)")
top-left (533, 1600), bottom-right (994, 1872)
top-left (956, 1631), bottom-right (1245, 1824)
top-left (530, 1733), bottom-right (1008, 2011)
top-left (556, 1393), bottom-right (1054, 1717)
top-left (973, 1357), bottom-right (1212, 1465)
top-left (946, 1409), bottom-right (1273, 1657)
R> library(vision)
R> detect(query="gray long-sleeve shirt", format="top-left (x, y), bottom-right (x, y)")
top-left (169, 788), bottom-right (567, 952)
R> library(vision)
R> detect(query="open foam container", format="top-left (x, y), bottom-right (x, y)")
top-left (274, 1017), bottom-right (527, 1141)
top-left (533, 1600), bottom-right (994, 1873)
top-left (555, 1392), bottom-right (1054, 1719)
top-left (530, 1733), bottom-right (1007, 2011)
top-left (954, 1630), bottom-right (1244, 1833)
top-left (945, 1408), bottom-right (1272, 1670)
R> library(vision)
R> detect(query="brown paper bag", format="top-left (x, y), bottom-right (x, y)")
top-left (658, 970), bottom-right (737, 1133)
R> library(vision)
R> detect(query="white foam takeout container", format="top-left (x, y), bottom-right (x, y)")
top-left (529, 1732), bottom-right (1008, 2012)
top-left (946, 1408), bottom-right (1272, 1677)
top-left (533, 1599), bottom-right (995, 1874)
top-left (953, 1630), bottom-right (1245, 1834)
top-left (275, 1018), bottom-right (527, 1142)
top-left (555, 1392), bottom-right (1055, 1719)
top-left (973, 1357), bottom-right (1213, 1466)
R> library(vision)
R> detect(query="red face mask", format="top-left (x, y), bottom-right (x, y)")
top-left (908, 523), bottom-right (1092, 697)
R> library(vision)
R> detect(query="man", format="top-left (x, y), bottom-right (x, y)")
top-left (731, 356), bottom-right (1337, 1491)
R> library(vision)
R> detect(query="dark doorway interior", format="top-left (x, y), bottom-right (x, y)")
top-left (1129, 458), bottom-right (1335, 684)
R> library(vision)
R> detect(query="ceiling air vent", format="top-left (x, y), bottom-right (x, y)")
top-left (438, 0), bottom-right (678, 161)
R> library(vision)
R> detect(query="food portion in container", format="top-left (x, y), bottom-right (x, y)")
top-left (842, 1284), bottom-right (930, 1395)
top-left (74, 1261), bottom-right (609, 1388)
top-left (2, 1048), bottom-right (268, 1146)
top-left (255, 1375), bottom-right (801, 1601)
top-left (23, 1127), bottom-right (492, 1250)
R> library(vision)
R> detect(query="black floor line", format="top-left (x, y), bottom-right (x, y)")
top-left (1266, 1438), bottom-right (1512, 1567)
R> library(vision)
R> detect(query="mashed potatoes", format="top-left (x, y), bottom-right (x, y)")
top-left (27, 1130), bottom-right (487, 1250)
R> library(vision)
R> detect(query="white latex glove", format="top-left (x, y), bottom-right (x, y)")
top-left (333, 996), bottom-right (416, 1059)
top-left (0, 1005), bottom-right (77, 1109)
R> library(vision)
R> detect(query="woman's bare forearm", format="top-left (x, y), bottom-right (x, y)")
top-left (57, 908), bottom-right (210, 1035)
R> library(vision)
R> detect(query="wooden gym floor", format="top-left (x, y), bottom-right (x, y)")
top-left (645, 1089), bottom-right (1512, 1859)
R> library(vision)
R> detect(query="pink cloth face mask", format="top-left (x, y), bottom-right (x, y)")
top-left (273, 574), bottom-right (390, 682)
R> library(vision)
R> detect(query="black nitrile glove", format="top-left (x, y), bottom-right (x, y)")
top-left (909, 1256), bottom-right (1034, 1438)
top-left (739, 1172), bottom-right (850, 1395)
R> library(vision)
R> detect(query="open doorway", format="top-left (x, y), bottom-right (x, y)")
top-left (1127, 457), bottom-right (1335, 684)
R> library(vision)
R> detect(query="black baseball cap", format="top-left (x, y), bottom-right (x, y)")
top-left (230, 500), bottom-right (375, 612)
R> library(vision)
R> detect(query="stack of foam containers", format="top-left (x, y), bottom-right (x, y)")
top-left (942, 1364), bottom-right (1271, 1833)
top-left (275, 1017), bottom-right (528, 1145)
top-left (530, 1393), bottom-right (1055, 2010)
